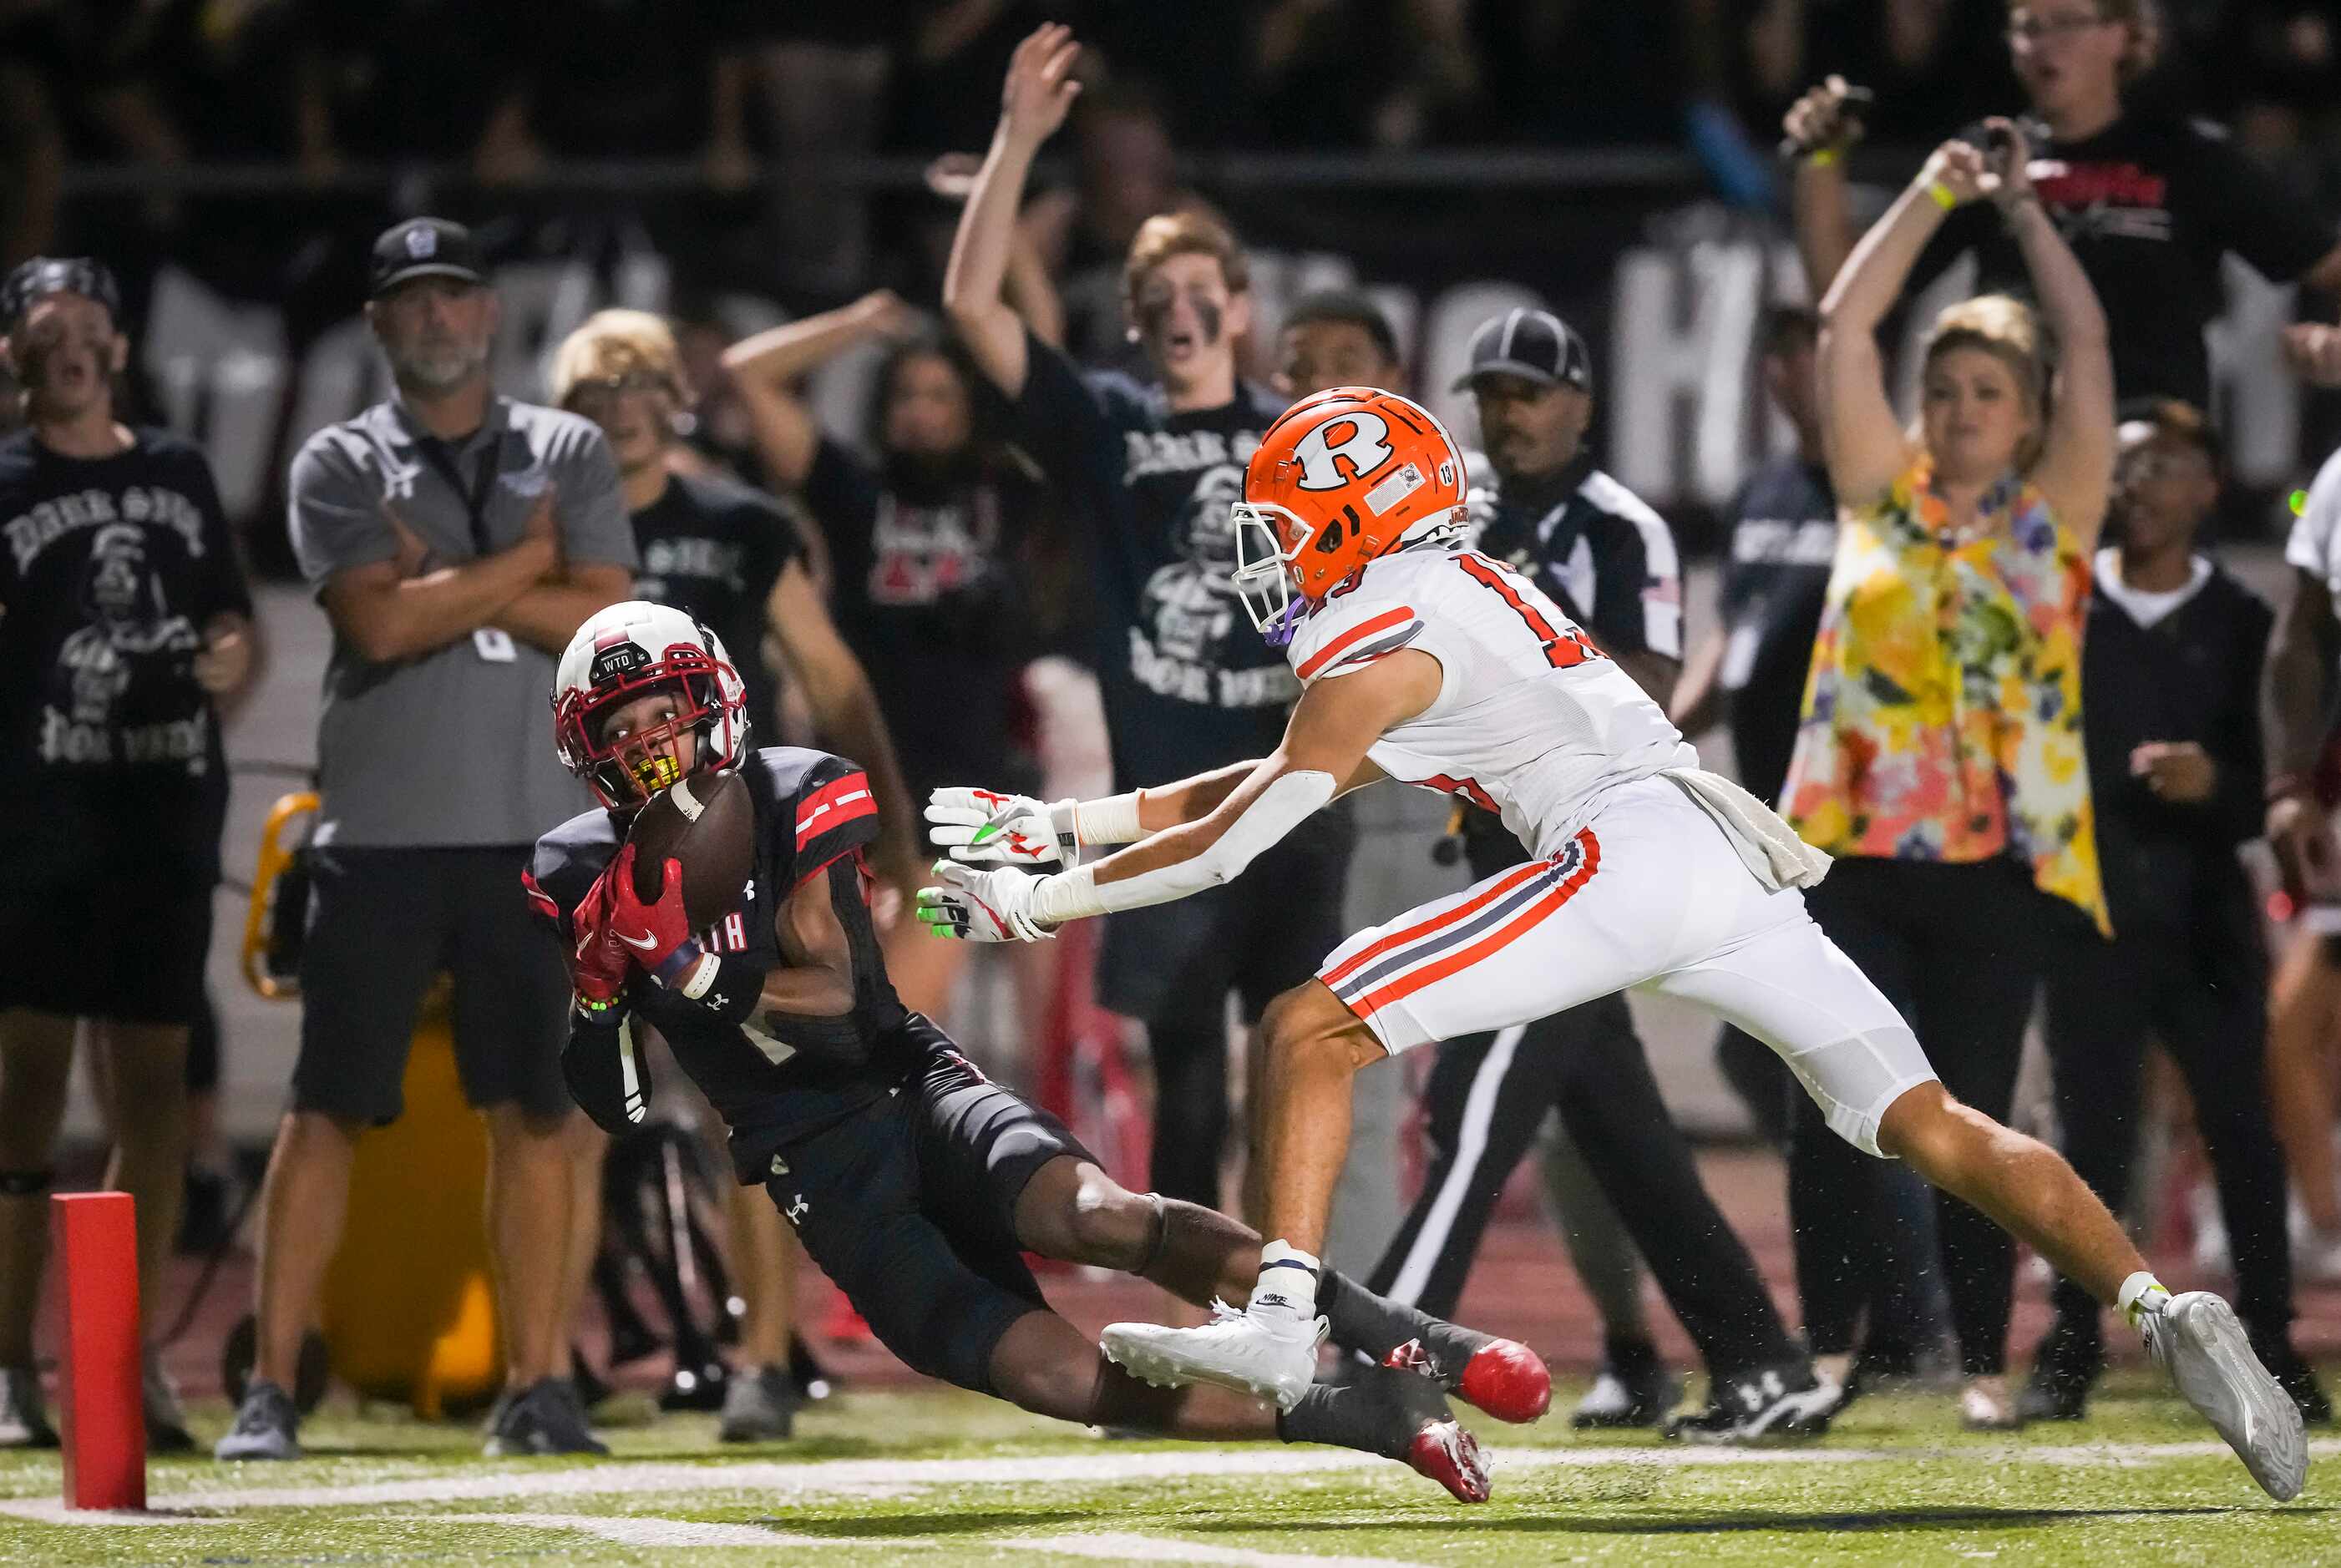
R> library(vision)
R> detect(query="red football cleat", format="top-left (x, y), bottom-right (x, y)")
top-left (1406, 1417), bottom-right (1492, 1503)
top-left (1457, 1339), bottom-right (1552, 1424)
top-left (822, 1296), bottom-right (874, 1343)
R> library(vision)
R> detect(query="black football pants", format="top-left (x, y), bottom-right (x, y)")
top-left (1364, 991), bottom-right (1803, 1380)
top-left (1795, 856), bottom-right (2051, 1376)
top-left (2040, 895), bottom-right (2293, 1359)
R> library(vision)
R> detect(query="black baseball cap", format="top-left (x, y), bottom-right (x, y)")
top-left (369, 218), bottom-right (486, 297)
top-left (1452, 307), bottom-right (1592, 394)
top-left (2, 256), bottom-right (124, 330)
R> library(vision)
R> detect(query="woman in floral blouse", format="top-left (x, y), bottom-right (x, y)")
top-left (1784, 119), bottom-right (2115, 1429)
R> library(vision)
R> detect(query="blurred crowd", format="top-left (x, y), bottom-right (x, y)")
top-left (15, 3), bottom-right (2341, 282)
top-left (13, 0), bottom-right (2341, 1464)
top-left (8, 1), bottom-right (2341, 161)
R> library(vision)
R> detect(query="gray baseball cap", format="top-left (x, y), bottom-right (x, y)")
top-left (1452, 307), bottom-right (1592, 393)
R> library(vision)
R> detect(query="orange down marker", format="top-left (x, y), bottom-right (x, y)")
top-left (52, 1192), bottom-right (144, 1510)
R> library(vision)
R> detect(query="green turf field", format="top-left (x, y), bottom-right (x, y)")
top-left (3, 1372), bottom-right (2335, 1565)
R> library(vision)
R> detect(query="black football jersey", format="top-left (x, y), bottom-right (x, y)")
top-left (527, 746), bottom-right (936, 1176)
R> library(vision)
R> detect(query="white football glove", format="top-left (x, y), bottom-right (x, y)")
top-left (926, 787), bottom-right (1074, 866)
top-left (915, 860), bottom-right (1056, 943)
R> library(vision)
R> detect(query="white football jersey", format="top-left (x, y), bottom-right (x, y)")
top-left (1287, 542), bottom-right (1695, 858)
top-left (2289, 443), bottom-right (2341, 634)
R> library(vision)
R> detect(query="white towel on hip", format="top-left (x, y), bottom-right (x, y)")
top-left (1659, 766), bottom-right (1832, 893)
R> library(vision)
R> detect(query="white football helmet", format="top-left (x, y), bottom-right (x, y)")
top-left (552, 599), bottom-right (747, 808)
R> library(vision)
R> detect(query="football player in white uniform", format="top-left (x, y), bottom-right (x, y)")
top-left (920, 387), bottom-right (2308, 1500)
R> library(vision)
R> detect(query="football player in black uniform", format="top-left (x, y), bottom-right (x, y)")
top-left (527, 600), bottom-right (1550, 1500)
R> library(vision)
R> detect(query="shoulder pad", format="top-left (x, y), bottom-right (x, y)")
top-left (743, 745), bottom-right (844, 802)
top-left (741, 748), bottom-right (881, 882)
top-left (528, 808), bottom-right (622, 926)
top-left (1292, 572), bottom-right (1428, 684)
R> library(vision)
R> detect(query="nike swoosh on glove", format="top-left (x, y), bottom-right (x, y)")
top-left (916, 859), bottom-right (1054, 942)
top-left (600, 842), bottom-right (704, 987)
top-left (926, 787), bottom-right (1072, 866)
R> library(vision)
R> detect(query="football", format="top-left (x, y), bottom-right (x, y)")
top-left (626, 769), bottom-right (754, 932)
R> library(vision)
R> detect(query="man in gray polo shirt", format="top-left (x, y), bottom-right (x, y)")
top-left (217, 219), bottom-right (634, 1462)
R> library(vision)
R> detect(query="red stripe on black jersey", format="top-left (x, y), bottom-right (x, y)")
top-left (796, 771), bottom-right (877, 850)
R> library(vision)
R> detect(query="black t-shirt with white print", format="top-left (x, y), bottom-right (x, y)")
top-left (798, 437), bottom-right (1041, 791)
top-left (0, 427), bottom-right (252, 886)
top-left (630, 469), bottom-right (800, 739)
top-left (1006, 329), bottom-right (1299, 791)
top-left (1913, 111), bottom-right (2335, 407)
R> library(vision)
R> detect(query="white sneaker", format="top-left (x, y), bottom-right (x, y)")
top-left (1570, 1363), bottom-right (1681, 1429)
top-left (1958, 1375), bottom-right (2023, 1432)
top-left (0, 1367), bottom-right (55, 1448)
top-left (1101, 1299), bottom-right (1330, 1412)
top-left (2144, 1292), bottom-right (2308, 1501)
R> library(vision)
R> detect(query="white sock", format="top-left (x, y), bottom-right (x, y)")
top-left (1250, 1240), bottom-right (1321, 1325)
top-left (2119, 1270), bottom-right (2172, 1330)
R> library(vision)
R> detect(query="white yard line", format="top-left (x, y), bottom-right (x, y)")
top-left (1021, 1534), bottom-right (1437, 1568)
top-left (5, 1437), bottom-right (2333, 1526)
top-left (403, 1513), bottom-right (864, 1549)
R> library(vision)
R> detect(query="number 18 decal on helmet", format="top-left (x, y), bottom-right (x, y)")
top-left (1232, 386), bottom-right (1467, 645)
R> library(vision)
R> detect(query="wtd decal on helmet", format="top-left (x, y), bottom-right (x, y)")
top-left (554, 601), bottom-right (750, 809)
top-left (587, 634), bottom-right (651, 686)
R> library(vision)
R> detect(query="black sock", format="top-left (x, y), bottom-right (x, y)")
top-left (1604, 1333), bottom-right (1661, 1377)
top-left (1319, 1269), bottom-right (1490, 1387)
top-left (1278, 1362), bottom-right (1443, 1459)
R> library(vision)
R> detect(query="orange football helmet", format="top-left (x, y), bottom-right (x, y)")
top-left (1233, 386), bottom-right (1468, 644)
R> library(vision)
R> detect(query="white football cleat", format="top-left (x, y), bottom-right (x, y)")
top-left (2145, 1291), bottom-right (2308, 1501)
top-left (1102, 1299), bottom-right (1329, 1411)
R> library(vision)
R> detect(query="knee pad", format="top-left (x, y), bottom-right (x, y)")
top-left (0, 1169), bottom-right (55, 1197)
top-left (1776, 1025), bottom-right (1934, 1157)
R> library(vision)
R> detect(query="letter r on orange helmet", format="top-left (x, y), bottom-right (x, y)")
top-left (1231, 387), bottom-right (1467, 643)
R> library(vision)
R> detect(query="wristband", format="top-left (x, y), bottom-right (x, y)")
top-left (1806, 146), bottom-right (1841, 169)
top-left (1068, 791), bottom-right (1144, 847)
top-left (676, 951), bottom-right (766, 1024)
top-left (1029, 864), bottom-right (1109, 928)
top-left (651, 938), bottom-right (706, 990)
top-left (1926, 181), bottom-right (1957, 211)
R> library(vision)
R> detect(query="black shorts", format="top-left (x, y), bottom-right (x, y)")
top-left (766, 1050), bottom-right (1095, 1395)
top-left (294, 845), bottom-right (570, 1125)
top-left (0, 878), bottom-right (214, 1025)
top-left (1095, 804), bottom-right (1356, 1026)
